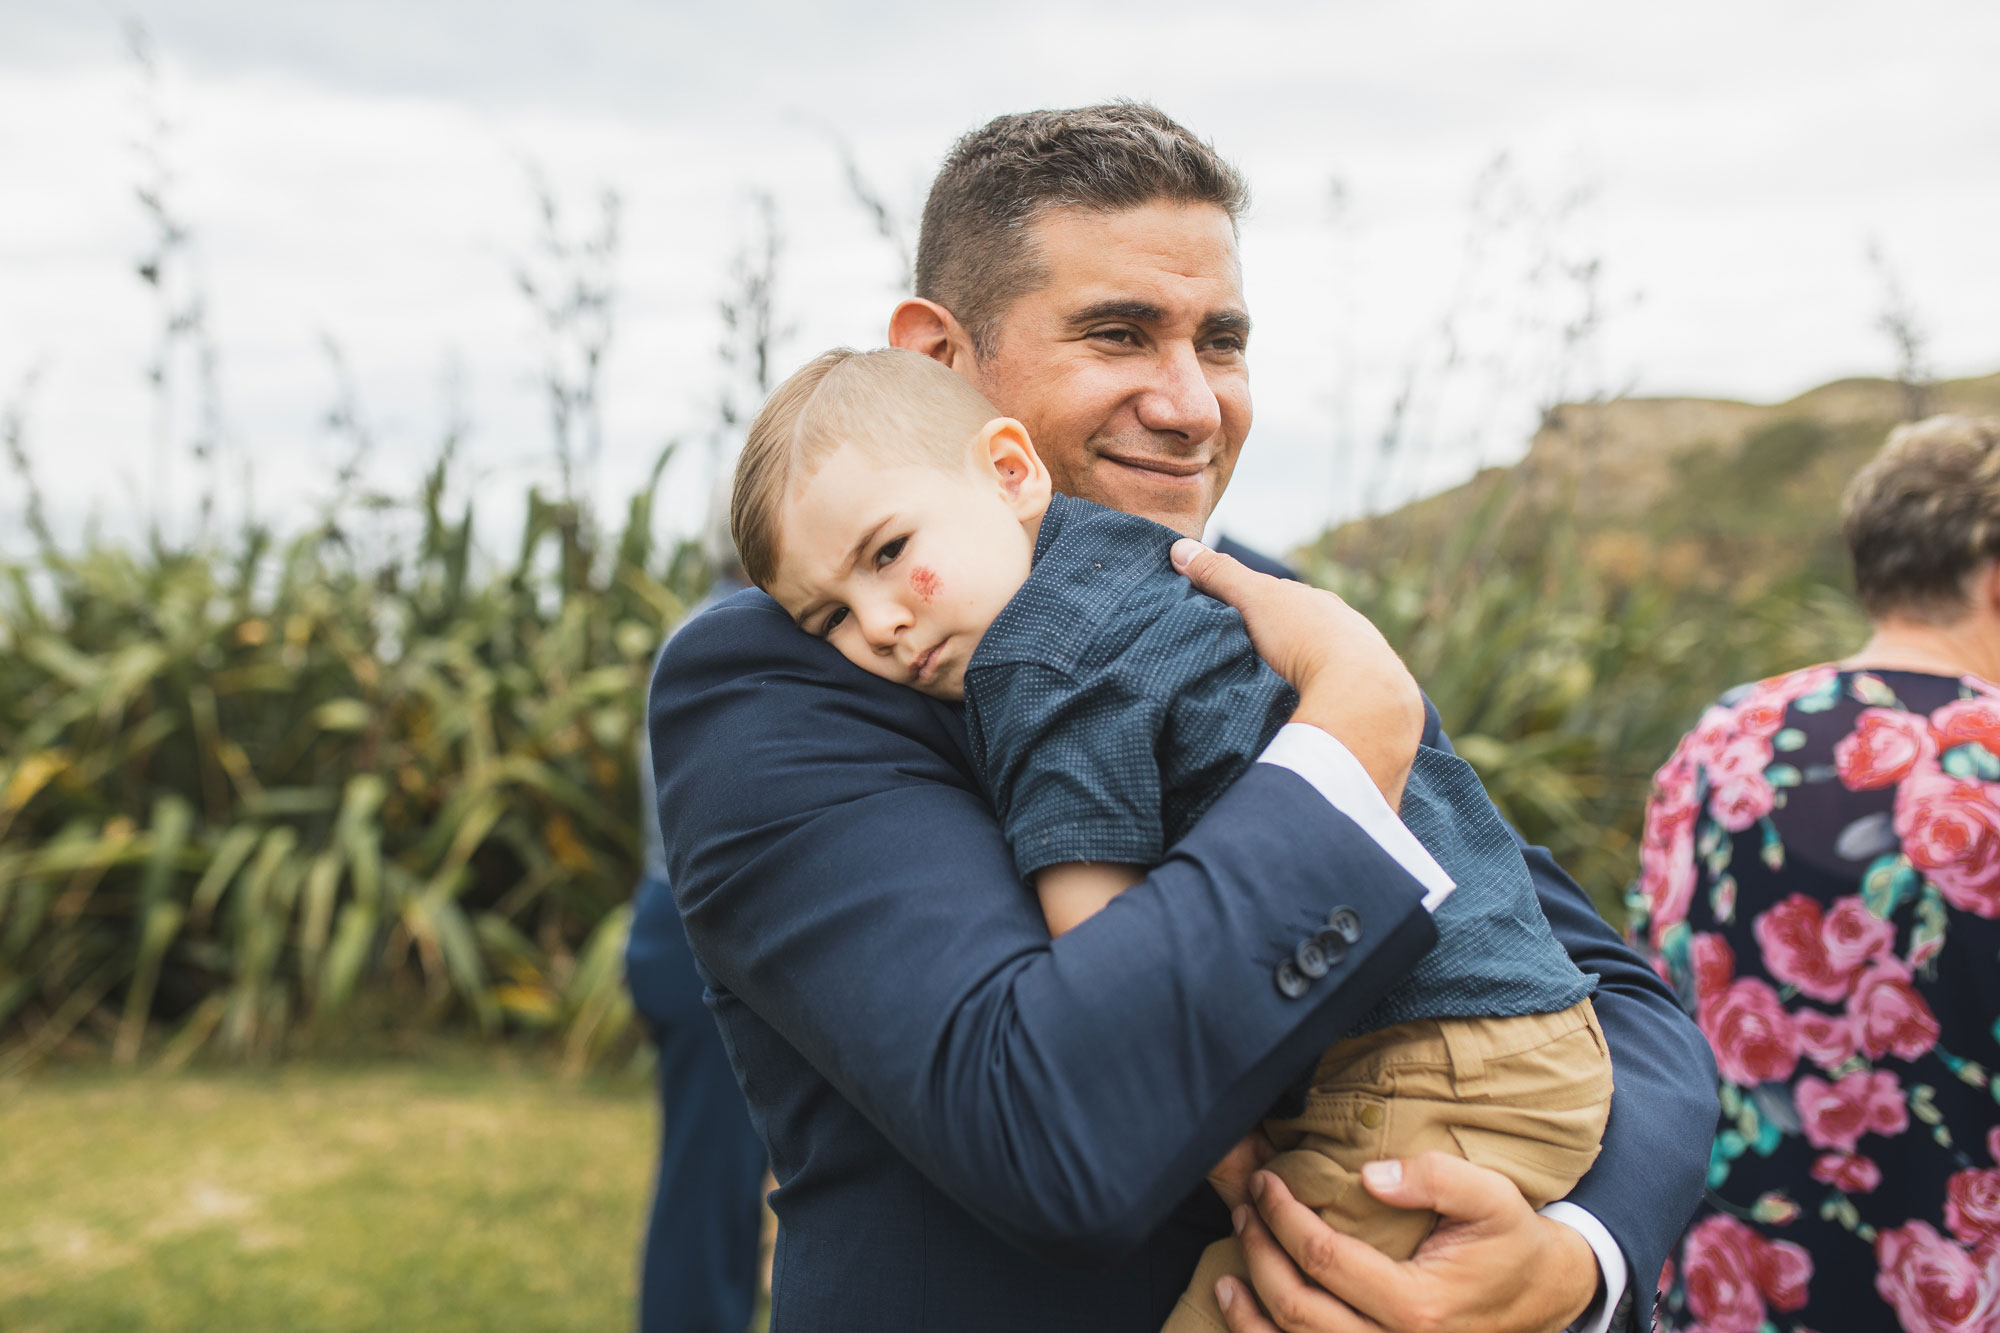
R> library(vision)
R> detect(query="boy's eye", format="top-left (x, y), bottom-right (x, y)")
top-left (875, 536), bottom-right (907, 567)
top-left (819, 607), bottom-right (848, 636)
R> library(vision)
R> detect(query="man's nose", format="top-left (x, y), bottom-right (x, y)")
top-left (1134, 341), bottom-right (1223, 444)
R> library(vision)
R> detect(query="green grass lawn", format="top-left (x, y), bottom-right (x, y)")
top-left (0, 1058), bottom-right (660, 1332)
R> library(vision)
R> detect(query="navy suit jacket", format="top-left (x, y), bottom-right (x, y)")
top-left (648, 558), bottom-right (1715, 1331)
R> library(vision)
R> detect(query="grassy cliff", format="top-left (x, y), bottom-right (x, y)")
top-left (1301, 372), bottom-right (2000, 919)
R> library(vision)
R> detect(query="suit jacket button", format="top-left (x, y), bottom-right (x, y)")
top-left (1274, 959), bottom-right (1309, 999)
top-left (1312, 928), bottom-right (1350, 968)
top-left (1326, 907), bottom-right (1362, 945)
top-left (1294, 937), bottom-right (1330, 979)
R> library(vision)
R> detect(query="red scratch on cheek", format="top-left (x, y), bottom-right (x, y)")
top-left (909, 566), bottom-right (940, 602)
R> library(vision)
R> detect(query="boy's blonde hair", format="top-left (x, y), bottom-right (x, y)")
top-left (731, 347), bottom-right (1000, 589)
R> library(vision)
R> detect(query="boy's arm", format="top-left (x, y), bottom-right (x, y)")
top-left (985, 594), bottom-right (1314, 943)
top-left (654, 593), bottom-right (1442, 1265)
top-left (1036, 862), bottom-right (1145, 937)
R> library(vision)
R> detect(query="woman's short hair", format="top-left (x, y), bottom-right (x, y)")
top-left (1842, 414), bottom-right (2000, 623)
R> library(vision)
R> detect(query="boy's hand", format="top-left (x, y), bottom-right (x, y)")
top-left (1171, 540), bottom-right (1421, 807)
top-left (1207, 1129), bottom-right (1278, 1212)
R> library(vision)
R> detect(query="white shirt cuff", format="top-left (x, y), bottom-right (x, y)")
top-left (1255, 723), bottom-right (1455, 911)
top-left (1539, 1201), bottom-right (1628, 1333)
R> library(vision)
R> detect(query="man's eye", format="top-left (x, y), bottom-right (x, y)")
top-left (875, 536), bottom-right (907, 567)
top-left (820, 607), bottom-right (848, 636)
top-left (1207, 335), bottom-right (1246, 355)
top-left (1089, 327), bottom-right (1137, 345)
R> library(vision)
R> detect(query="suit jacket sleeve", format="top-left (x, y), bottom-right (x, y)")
top-left (1425, 699), bottom-right (1717, 1320)
top-left (652, 592), bottom-right (1440, 1266)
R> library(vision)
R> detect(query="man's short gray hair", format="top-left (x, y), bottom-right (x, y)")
top-left (914, 102), bottom-right (1249, 356)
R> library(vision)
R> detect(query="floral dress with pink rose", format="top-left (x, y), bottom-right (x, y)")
top-left (1632, 664), bottom-right (2000, 1333)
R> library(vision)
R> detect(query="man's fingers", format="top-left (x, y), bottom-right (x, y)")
top-left (1236, 1199), bottom-right (1382, 1333)
top-left (1215, 1276), bottom-right (1281, 1333)
top-left (1236, 1160), bottom-right (1594, 1333)
top-left (1249, 1172), bottom-right (1408, 1328)
top-left (1359, 1153), bottom-right (1525, 1232)
top-left (1169, 539), bottom-right (1261, 606)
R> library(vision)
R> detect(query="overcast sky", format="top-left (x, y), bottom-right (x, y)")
top-left (3, 0), bottom-right (1996, 555)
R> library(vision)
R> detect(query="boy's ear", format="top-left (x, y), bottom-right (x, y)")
top-left (978, 418), bottom-right (1052, 519)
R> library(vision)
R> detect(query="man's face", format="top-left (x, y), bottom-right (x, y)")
top-left (967, 202), bottom-right (1251, 536)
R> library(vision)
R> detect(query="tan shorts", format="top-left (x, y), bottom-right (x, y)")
top-left (1164, 999), bottom-right (1614, 1333)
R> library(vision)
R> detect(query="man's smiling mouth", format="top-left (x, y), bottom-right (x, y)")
top-left (1100, 454), bottom-right (1207, 482)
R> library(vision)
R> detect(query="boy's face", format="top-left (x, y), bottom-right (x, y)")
top-left (766, 423), bottom-right (1049, 702)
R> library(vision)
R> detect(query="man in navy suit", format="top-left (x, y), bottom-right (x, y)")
top-left (642, 103), bottom-right (1715, 1332)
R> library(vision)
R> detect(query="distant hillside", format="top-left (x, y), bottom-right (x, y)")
top-left (1293, 370), bottom-right (2000, 919)
top-left (1311, 371), bottom-right (2000, 593)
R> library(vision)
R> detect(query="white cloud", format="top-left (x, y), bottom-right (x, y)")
top-left (2, 0), bottom-right (1995, 555)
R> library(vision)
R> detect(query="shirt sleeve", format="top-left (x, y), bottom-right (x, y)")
top-left (1541, 1200), bottom-right (1629, 1333)
top-left (1257, 724), bottom-right (1455, 911)
top-left (974, 660), bottom-right (1169, 878)
top-left (1147, 591), bottom-right (1300, 845)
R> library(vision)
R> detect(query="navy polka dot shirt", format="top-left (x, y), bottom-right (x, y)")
top-left (964, 493), bottom-right (1592, 1030)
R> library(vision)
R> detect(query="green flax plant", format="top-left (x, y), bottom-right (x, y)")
top-left (1299, 480), bottom-right (1868, 922)
top-left (0, 449), bottom-right (704, 1073)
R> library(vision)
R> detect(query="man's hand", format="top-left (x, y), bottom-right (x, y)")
top-left (1214, 1156), bottom-right (1600, 1333)
top-left (1171, 539), bottom-right (1422, 806)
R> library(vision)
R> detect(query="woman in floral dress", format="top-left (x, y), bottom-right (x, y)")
top-left (1634, 415), bottom-right (2000, 1333)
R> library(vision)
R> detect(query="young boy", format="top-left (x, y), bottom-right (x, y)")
top-left (732, 347), bottom-right (1612, 1333)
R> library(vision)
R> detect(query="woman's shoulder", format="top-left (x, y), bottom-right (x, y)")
top-left (1637, 661), bottom-right (2000, 964)
top-left (1660, 664), bottom-right (1847, 787)
top-left (1654, 663), bottom-right (2000, 908)
top-left (1657, 665), bottom-right (1999, 823)
top-left (1678, 665), bottom-right (2000, 765)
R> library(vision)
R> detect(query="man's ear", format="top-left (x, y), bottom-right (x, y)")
top-left (978, 418), bottom-right (1052, 520)
top-left (889, 299), bottom-right (979, 378)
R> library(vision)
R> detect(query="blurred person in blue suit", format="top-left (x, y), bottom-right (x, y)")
top-left (626, 496), bottom-right (764, 1333)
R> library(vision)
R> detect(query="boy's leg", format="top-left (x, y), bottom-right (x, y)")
top-left (1419, 1001), bottom-right (1614, 1209)
top-left (1161, 1003), bottom-right (1612, 1333)
top-left (1163, 1239), bottom-right (1252, 1333)
top-left (1162, 1022), bottom-right (1454, 1333)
